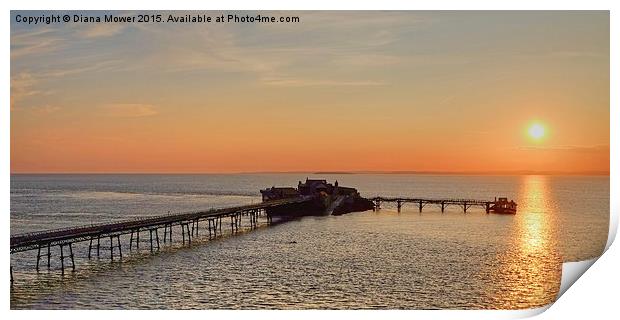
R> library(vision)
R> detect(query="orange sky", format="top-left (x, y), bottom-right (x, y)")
top-left (10, 11), bottom-right (610, 174)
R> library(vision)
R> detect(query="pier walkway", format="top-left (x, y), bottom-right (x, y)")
top-left (370, 197), bottom-right (494, 213)
top-left (10, 196), bottom-right (312, 277)
top-left (10, 193), bottom-right (509, 280)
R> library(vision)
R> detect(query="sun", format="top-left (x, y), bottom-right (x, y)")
top-left (528, 123), bottom-right (546, 140)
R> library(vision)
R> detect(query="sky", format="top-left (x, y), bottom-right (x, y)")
top-left (10, 11), bottom-right (610, 174)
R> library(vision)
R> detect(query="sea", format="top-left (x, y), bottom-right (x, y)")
top-left (9, 174), bottom-right (609, 309)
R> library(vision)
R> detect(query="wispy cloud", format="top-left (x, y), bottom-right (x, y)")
top-left (78, 23), bottom-right (126, 38)
top-left (11, 72), bottom-right (43, 110)
top-left (260, 76), bottom-right (387, 87)
top-left (11, 60), bottom-right (122, 111)
top-left (29, 104), bottom-right (61, 115)
top-left (100, 104), bottom-right (159, 118)
top-left (11, 27), bottom-right (64, 59)
top-left (43, 59), bottom-right (123, 77)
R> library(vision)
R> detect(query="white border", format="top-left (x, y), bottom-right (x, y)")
top-left (3, 1), bottom-right (618, 319)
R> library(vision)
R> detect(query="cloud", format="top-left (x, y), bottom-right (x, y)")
top-left (78, 24), bottom-right (126, 38)
top-left (11, 72), bottom-right (40, 110)
top-left (11, 27), bottom-right (65, 59)
top-left (100, 104), bottom-right (159, 118)
top-left (43, 60), bottom-right (123, 78)
top-left (29, 105), bottom-right (61, 115)
top-left (138, 21), bottom-right (395, 87)
top-left (11, 60), bottom-right (121, 111)
top-left (260, 76), bottom-right (387, 87)
top-left (11, 38), bottom-right (63, 59)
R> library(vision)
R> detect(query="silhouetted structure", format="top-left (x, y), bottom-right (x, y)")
top-left (371, 196), bottom-right (518, 214)
top-left (260, 178), bottom-right (374, 216)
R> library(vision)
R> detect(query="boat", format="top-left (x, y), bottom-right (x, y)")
top-left (490, 197), bottom-right (517, 214)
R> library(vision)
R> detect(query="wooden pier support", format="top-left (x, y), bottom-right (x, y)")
top-left (397, 200), bottom-right (403, 212)
top-left (36, 245), bottom-right (42, 271)
top-left (129, 230), bottom-right (134, 250)
top-left (88, 238), bottom-right (93, 258)
top-left (69, 243), bottom-right (75, 271)
top-left (58, 243), bottom-right (75, 274)
top-left (230, 215), bottom-right (237, 233)
top-left (110, 236), bottom-right (114, 261)
top-left (47, 243), bottom-right (51, 269)
top-left (249, 210), bottom-right (258, 229)
top-left (60, 245), bottom-right (64, 273)
top-left (208, 218), bottom-right (218, 239)
top-left (163, 224), bottom-right (172, 243)
top-left (35, 244), bottom-right (52, 271)
top-left (180, 222), bottom-right (191, 245)
top-left (96, 236), bottom-right (100, 257)
top-left (108, 235), bottom-right (122, 261)
top-left (117, 235), bottom-right (123, 258)
top-left (88, 236), bottom-right (102, 259)
top-left (149, 228), bottom-right (160, 253)
top-left (130, 229), bottom-right (140, 250)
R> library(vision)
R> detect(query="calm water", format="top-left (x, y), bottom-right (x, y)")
top-left (9, 174), bottom-right (609, 309)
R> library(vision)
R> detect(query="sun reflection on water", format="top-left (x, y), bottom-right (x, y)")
top-left (519, 175), bottom-right (553, 253)
top-left (485, 175), bottom-right (561, 309)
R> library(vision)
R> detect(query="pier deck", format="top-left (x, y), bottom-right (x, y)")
top-left (10, 196), bottom-right (313, 279)
top-left (10, 193), bottom-right (510, 280)
top-left (370, 196), bottom-right (494, 213)
top-left (11, 196), bottom-right (311, 254)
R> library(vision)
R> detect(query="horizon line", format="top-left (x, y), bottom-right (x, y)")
top-left (10, 170), bottom-right (611, 176)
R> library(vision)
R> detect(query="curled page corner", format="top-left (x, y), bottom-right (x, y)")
top-left (557, 259), bottom-right (598, 299)
top-left (555, 212), bottom-right (617, 301)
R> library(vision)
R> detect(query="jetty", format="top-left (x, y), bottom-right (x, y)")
top-left (10, 179), bottom-right (515, 282)
top-left (10, 196), bottom-right (311, 278)
top-left (370, 196), bottom-right (516, 214)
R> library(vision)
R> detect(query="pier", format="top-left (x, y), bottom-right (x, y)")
top-left (371, 197), bottom-right (495, 213)
top-left (10, 178), bottom-right (516, 281)
top-left (10, 196), bottom-right (312, 277)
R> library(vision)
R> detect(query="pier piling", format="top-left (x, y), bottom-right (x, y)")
top-left (47, 243), bottom-right (51, 269)
top-left (96, 236), bottom-right (100, 258)
top-left (60, 245), bottom-right (65, 274)
top-left (88, 238), bottom-right (93, 258)
top-left (117, 235), bottom-right (122, 258)
top-left (129, 230), bottom-right (134, 250)
top-left (150, 229), bottom-right (154, 253)
top-left (36, 245), bottom-right (41, 271)
top-left (69, 243), bottom-right (75, 271)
